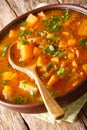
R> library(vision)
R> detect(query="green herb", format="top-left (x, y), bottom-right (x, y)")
top-left (78, 39), bottom-right (86, 45)
top-left (18, 30), bottom-right (25, 37)
top-left (21, 39), bottom-right (29, 45)
top-left (50, 91), bottom-right (59, 98)
top-left (42, 17), bottom-right (48, 25)
top-left (2, 80), bottom-right (7, 85)
top-left (14, 95), bottom-right (28, 104)
top-left (46, 15), bottom-right (62, 32)
top-left (22, 79), bottom-right (28, 87)
top-left (44, 45), bottom-right (55, 54)
top-left (46, 63), bottom-right (52, 72)
top-left (2, 44), bottom-right (9, 57)
top-left (53, 64), bottom-right (58, 71)
top-left (30, 89), bottom-right (36, 97)
top-left (20, 21), bottom-right (27, 26)
top-left (78, 39), bottom-right (87, 49)
top-left (53, 50), bottom-right (66, 58)
top-left (48, 34), bottom-right (57, 42)
top-left (78, 60), bottom-right (83, 64)
top-left (61, 10), bottom-right (70, 20)
top-left (25, 30), bottom-right (32, 35)
top-left (57, 67), bottom-right (65, 76)
top-left (38, 31), bottom-right (43, 36)
top-left (53, 50), bottom-right (63, 57)
top-left (18, 30), bottom-right (32, 37)
top-left (37, 97), bottom-right (43, 102)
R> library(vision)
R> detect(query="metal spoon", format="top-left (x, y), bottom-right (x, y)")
top-left (8, 43), bottom-right (64, 120)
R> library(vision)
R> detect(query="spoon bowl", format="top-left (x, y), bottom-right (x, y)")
top-left (8, 42), bottom-right (64, 120)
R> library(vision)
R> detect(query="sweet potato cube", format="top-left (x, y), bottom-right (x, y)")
top-left (51, 56), bottom-right (59, 63)
top-left (2, 71), bottom-right (18, 80)
top-left (78, 19), bottom-right (87, 36)
top-left (9, 30), bottom-right (15, 38)
top-left (33, 47), bottom-right (41, 56)
top-left (26, 14), bottom-right (38, 27)
top-left (36, 56), bottom-right (45, 67)
top-left (3, 85), bottom-right (13, 101)
top-left (20, 42), bottom-right (34, 61)
top-left (38, 11), bottom-right (46, 18)
top-left (83, 64), bottom-right (87, 74)
top-left (47, 75), bottom-right (58, 87)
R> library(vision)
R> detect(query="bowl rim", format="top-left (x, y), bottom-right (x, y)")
top-left (0, 3), bottom-right (87, 113)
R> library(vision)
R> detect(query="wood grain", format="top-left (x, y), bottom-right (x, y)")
top-left (21, 114), bottom-right (86, 130)
top-left (0, 0), bottom-right (16, 30)
top-left (6, 0), bottom-right (58, 16)
top-left (59, 0), bottom-right (87, 7)
top-left (0, 106), bottom-right (28, 130)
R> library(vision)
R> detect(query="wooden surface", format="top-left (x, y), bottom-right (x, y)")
top-left (0, 0), bottom-right (87, 130)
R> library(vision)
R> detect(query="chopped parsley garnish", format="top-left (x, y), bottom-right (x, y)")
top-left (22, 79), bottom-right (28, 87)
top-left (46, 63), bottom-right (52, 72)
top-left (13, 95), bottom-right (28, 104)
top-left (21, 39), bottom-right (29, 45)
top-left (61, 10), bottom-right (70, 20)
top-left (53, 64), bottom-right (58, 71)
top-left (2, 44), bottom-right (9, 57)
top-left (50, 91), bottom-right (59, 98)
top-left (57, 67), bottom-right (65, 76)
top-left (44, 15), bottom-right (62, 32)
top-left (44, 45), bottom-right (55, 54)
top-left (78, 39), bottom-right (87, 49)
top-left (18, 30), bottom-right (32, 37)
top-left (20, 21), bottom-right (27, 27)
top-left (2, 80), bottom-right (7, 85)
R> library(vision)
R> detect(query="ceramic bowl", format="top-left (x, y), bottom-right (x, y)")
top-left (0, 4), bottom-right (87, 113)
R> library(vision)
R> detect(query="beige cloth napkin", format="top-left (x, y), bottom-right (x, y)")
top-left (32, 92), bottom-right (87, 123)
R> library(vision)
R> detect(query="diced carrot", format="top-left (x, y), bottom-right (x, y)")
top-left (26, 14), bottom-right (38, 27)
top-left (47, 33), bottom-right (54, 39)
top-left (38, 11), bottom-right (46, 18)
top-left (51, 56), bottom-right (59, 63)
top-left (36, 37), bottom-right (42, 44)
top-left (72, 60), bottom-right (78, 68)
top-left (78, 19), bottom-right (87, 36)
top-left (3, 85), bottom-right (13, 101)
top-left (9, 30), bottom-right (15, 38)
top-left (43, 68), bottom-right (54, 79)
top-left (59, 40), bottom-right (68, 48)
top-left (37, 55), bottom-right (48, 67)
top-left (47, 75), bottom-right (58, 87)
top-left (68, 38), bottom-right (76, 46)
top-left (62, 31), bottom-right (69, 36)
top-left (33, 47), bottom-right (41, 56)
top-left (36, 56), bottom-right (43, 67)
top-left (68, 52), bottom-right (75, 60)
top-left (83, 64), bottom-right (87, 74)
top-left (2, 71), bottom-right (18, 80)
top-left (20, 42), bottom-right (34, 61)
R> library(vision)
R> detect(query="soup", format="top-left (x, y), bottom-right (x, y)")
top-left (0, 9), bottom-right (87, 104)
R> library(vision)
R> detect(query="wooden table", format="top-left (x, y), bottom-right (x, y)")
top-left (0, 0), bottom-right (87, 130)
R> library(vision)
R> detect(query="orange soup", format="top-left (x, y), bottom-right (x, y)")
top-left (0, 9), bottom-right (87, 104)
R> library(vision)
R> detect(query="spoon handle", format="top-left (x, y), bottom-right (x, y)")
top-left (31, 67), bottom-right (64, 120)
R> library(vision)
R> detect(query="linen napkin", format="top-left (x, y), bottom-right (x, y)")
top-left (32, 92), bottom-right (87, 123)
